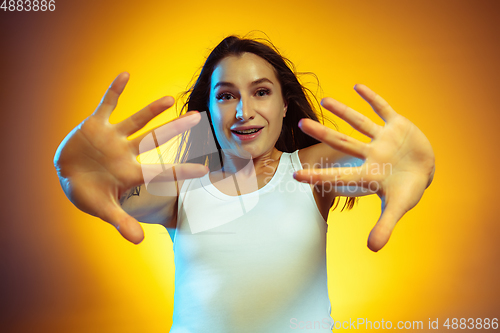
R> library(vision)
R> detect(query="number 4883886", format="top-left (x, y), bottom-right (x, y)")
top-left (1, 0), bottom-right (56, 11)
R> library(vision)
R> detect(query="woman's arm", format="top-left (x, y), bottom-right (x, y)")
top-left (119, 183), bottom-right (181, 229)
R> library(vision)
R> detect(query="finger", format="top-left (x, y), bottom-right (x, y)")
top-left (294, 167), bottom-right (383, 198)
top-left (131, 112), bottom-right (201, 154)
top-left (367, 199), bottom-right (405, 252)
top-left (298, 118), bottom-right (367, 159)
top-left (368, 172), bottom-right (428, 252)
top-left (293, 166), bottom-right (366, 185)
top-left (99, 202), bottom-right (145, 244)
top-left (116, 96), bottom-right (175, 136)
top-left (321, 97), bottom-right (381, 138)
top-left (94, 72), bottom-right (130, 119)
top-left (141, 163), bottom-right (208, 182)
top-left (354, 84), bottom-right (396, 123)
top-left (141, 163), bottom-right (208, 196)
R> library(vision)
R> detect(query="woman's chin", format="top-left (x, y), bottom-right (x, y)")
top-left (222, 146), bottom-right (265, 160)
top-left (222, 147), bottom-right (253, 160)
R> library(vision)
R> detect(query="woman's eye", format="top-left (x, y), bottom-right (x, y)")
top-left (216, 93), bottom-right (234, 101)
top-left (256, 89), bottom-right (270, 97)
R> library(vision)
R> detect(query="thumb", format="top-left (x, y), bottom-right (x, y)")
top-left (368, 174), bottom-right (428, 252)
top-left (367, 198), bottom-right (405, 252)
top-left (101, 203), bottom-right (145, 244)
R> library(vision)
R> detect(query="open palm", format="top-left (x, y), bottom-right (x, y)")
top-left (53, 73), bottom-right (207, 244)
top-left (294, 84), bottom-right (435, 252)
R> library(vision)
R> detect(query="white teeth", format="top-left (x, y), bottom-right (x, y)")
top-left (235, 128), bottom-right (260, 134)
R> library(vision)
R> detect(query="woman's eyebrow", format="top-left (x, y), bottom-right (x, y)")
top-left (251, 78), bottom-right (274, 86)
top-left (213, 81), bottom-right (234, 90)
top-left (213, 78), bottom-right (274, 90)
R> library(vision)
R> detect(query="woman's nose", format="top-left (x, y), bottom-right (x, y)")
top-left (235, 97), bottom-right (255, 121)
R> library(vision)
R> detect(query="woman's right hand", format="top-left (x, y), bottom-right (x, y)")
top-left (53, 72), bottom-right (208, 244)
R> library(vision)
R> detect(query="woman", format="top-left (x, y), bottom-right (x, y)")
top-left (54, 36), bottom-right (435, 332)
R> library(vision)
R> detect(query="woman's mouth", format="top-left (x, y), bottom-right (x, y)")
top-left (230, 127), bottom-right (263, 141)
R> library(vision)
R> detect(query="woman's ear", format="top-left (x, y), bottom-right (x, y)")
top-left (283, 101), bottom-right (288, 117)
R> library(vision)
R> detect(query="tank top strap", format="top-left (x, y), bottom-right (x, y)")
top-left (288, 150), bottom-right (303, 172)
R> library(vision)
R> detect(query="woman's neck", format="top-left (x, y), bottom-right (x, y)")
top-left (218, 147), bottom-right (282, 177)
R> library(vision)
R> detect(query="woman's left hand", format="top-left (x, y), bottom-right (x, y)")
top-left (293, 84), bottom-right (435, 252)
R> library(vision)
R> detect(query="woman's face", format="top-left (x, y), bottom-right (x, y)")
top-left (209, 52), bottom-right (287, 159)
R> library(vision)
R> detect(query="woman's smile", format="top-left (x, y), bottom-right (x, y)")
top-left (230, 125), bottom-right (264, 141)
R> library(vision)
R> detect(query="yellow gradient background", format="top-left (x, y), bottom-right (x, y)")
top-left (1, 0), bottom-right (499, 332)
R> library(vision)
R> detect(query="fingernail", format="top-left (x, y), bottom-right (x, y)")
top-left (185, 112), bottom-right (201, 122)
top-left (353, 84), bottom-right (358, 90)
top-left (182, 111), bottom-right (199, 117)
top-left (293, 172), bottom-right (309, 183)
top-left (298, 119), bottom-right (303, 129)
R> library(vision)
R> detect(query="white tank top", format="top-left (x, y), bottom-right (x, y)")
top-left (170, 150), bottom-right (334, 332)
